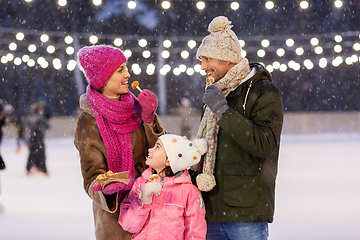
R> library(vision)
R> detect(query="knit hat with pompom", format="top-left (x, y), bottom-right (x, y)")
top-left (196, 16), bottom-right (242, 64)
top-left (159, 134), bottom-right (207, 174)
top-left (77, 45), bottom-right (127, 90)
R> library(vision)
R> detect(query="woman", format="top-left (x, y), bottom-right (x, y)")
top-left (74, 45), bottom-right (165, 240)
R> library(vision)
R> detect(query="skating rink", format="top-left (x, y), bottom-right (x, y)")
top-left (0, 134), bottom-right (359, 240)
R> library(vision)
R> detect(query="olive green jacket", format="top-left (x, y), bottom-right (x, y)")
top-left (202, 62), bottom-right (284, 223)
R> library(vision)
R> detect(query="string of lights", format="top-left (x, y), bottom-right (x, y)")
top-left (19, 0), bottom-right (347, 11)
top-left (1, 26), bottom-right (359, 74)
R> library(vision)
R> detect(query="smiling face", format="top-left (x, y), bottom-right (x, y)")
top-left (199, 56), bottom-right (235, 83)
top-left (146, 139), bottom-right (170, 173)
top-left (102, 62), bottom-right (130, 97)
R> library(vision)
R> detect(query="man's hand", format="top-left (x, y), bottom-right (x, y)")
top-left (203, 85), bottom-right (229, 117)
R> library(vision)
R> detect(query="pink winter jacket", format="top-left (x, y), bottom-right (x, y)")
top-left (119, 168), bottom-right (207, 240)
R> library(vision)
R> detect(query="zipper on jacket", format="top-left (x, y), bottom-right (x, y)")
top-left (242, 81), bottom-right (252, 114)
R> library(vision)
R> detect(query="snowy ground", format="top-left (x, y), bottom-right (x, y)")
top-left (0, 134), bottom-right (360, 240)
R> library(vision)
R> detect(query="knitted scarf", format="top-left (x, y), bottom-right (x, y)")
top-left (196, 57), bottom-right (251, 192)
top-left (86, 85), bottom-right (141, 193)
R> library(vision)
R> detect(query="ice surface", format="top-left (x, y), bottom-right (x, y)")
top-left (0, 138), bottom-right (95, 240)
top-left (271, 134), bottom-right (360, 240)
top-left (0, 134), bottom-right (359, 240)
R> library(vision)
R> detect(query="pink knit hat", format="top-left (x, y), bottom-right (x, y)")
top-left (77, 45), bottom-right (127, 90)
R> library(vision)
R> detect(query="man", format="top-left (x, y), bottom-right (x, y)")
top-left (192, 16), bottom-right (284, 239)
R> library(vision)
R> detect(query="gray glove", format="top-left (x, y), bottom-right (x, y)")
top-left (203, 85), bottom-right (229, 117)
top-left (138, 182), bottom-right (162, 204)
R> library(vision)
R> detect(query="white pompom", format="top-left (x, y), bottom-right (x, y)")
top-left (208, 16), bottom-right (232, 33)
top-left (192, 138), bottom-right (208, 155)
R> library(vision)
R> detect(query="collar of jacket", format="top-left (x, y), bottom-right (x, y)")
top-left (229, 62), bottom-right (272, 97)
top-left (228, 62), bottom-right (273, 114)
top-left (143, 168), bottom-right (192, 185)
top-left (249, 62), bottom-right (273, 83)
top-left (79, 94), bottom-right (95, 118)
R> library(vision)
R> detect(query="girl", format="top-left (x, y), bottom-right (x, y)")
top-left (119, 134), bottom-right (207, 240)
top-left (74, 45), bottom-right (165, 240)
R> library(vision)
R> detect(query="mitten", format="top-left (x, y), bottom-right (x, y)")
top-left (93, 182), bottom-right (126, 195)
top-left (138, 182), bottom-right (162, 204)
top-left (203, 85), bottom-right (229, 117)
top-left (138, 90), bottom-right (158, 123)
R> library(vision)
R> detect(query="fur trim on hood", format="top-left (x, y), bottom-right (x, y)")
top-left (79, 94), bottom-right (95, 118)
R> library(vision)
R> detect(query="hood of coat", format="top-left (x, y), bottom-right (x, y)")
top-left (249, 62), bottom-right (273, 83)
top-left (231, 62), bottom-right (272, 92)
top-left (79, 94), bottom-right (95, 118)
top-left (230, 62), bottom-right (274, 114)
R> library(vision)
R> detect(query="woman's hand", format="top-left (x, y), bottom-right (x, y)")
top-left (93, 182), bottom-right (126, 195)
top-left (138, 90), bottom-right (158, 123)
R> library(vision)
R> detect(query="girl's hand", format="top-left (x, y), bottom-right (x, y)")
top-left (138, 182), bottom-right (162, 204)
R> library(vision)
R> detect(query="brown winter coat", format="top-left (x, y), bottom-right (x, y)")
top-left (74, 94), bottom-right (165, 240)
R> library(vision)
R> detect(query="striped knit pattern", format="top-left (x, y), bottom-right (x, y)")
top-left (196, 58), bottom-right (251, 192)
top-left (87, 85), bottom-right (141, 193)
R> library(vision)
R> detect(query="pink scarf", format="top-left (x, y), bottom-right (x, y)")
top-left (87, 85), bottom-right (141, 192)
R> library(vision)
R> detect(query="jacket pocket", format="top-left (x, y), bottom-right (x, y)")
top-left (222, 163), bottom-right (260, 207)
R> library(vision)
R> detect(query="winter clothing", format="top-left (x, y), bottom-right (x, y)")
top-left (25, 110), bottom-right (50, 174)
top-left (86, 85), bottom-right (142, 194)
top-left (119, 168), bottom-right (207, 240)
top-left (93, 182), bottom-right (127, 195)
top-left (196, 16), bottom-right (243, 64)
top-left (138, 181), bottom-right (162, 204)
top-left (0, 100), bottom-right (13, 209)
top-left (199, 62), bottom-right (283, 223)
top-left (138, 90), bottom-right (158, 123)
top-left (77, 45), bottom-right (127, 90)
top-left (0, 100), bottom-right (13, 170)
top-left (202, 85), bottom-right (229, 118)
top-left (195, 17), bottom-right (283, 229)
top-left (196, 57), bottom-right (251, 192)
top-left (74, 94), bottom-right (165, 240)
top-left (159, 134), bottom-right (207, 174)
top-left (0, 155), bottom-right (4, 170)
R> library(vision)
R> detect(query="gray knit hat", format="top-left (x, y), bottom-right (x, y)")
top-left (196, 16), bottom-right (242, 64)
